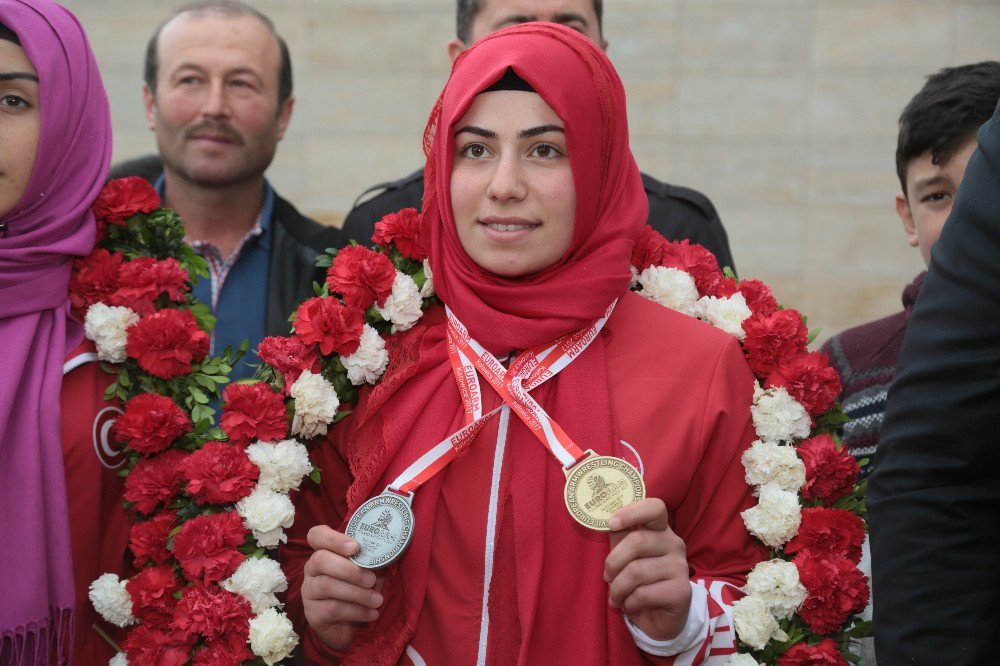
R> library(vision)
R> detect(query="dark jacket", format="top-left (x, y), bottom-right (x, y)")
top-left (341, 168), bottom-right (736, 272)
top-left (266, 194), bottom-right (349, 334)
top-left (868, 100), bottom-right (1000, 664)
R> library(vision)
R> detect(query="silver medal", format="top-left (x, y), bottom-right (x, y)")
top-left (345, 488), bottom-right (415, 569)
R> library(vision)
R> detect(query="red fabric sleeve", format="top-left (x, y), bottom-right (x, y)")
top-left (280, 420), bottom-right (354, 663)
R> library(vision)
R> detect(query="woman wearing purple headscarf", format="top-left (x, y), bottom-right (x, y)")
top-left (0, 0), bottom-right (112, 663)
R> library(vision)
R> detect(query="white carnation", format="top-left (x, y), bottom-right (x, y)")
top-left (732, 595), bottom-right (788, 651)
top-left (221, 556), bottom-right (288, 613)
top-left (84, 303), bottom-right (139, 363)
top-left (742, 440), bottom-right (806, 494)
top-left (698, 292), bottom-right (752, 340)
top-left (751, 384), bottom-right (811, 444)
top-left (290, 371), bottom-right (339, 440)
top-left (246, 439), bottom-right (313, 493)
top-left (727, 655), bottom-right (761, 666)
top-left (743, 559), bottom-right (807, 620)
top-left (237, 487), bottom-right (296, 548)
top-left (741, 482), bottom-right (802, 548)
top-left (420, 259), bottom-right (435, 298)
top-left (249, 608), bottom-right (299, 665)
top-left (88, 573), bottom-right (136, 628)
top-left (342, 324), bottom-right (390, 385)
top-left (629, 264), bottom-right (639, 289)
top-left (636, 265), bottom-right (700, 316)
top-left (109, 652), bottom-right (128, 666)
top-left (377, 271), bottom-right (423, 332)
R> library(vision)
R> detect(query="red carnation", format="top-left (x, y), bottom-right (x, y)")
top-left (258, 334), bottom-right (321, 390)
top-left (172, 511), bottom-right (247, 584)
top-left (660, 239), bottom-right (724, 294)
top-left (779, 639), bottom-right (848, 666)
top-left (741, 308), bottom-right (809, 377)
top-left (110, 256), bottom-right (190, 316)
top-left (181, 441), bottom-right (259, 505)
top-left (220, 382), bottom-right (289, 446)
top-left (798, 434), bottom-right (859, 505)
top-left (126, 308), bottom-right (210, 379)
top-left (69, 248), bottom-right (123, 318)
top-left (192, 637), bottom-right (255, 666)
top-left (631, 226), bottom-right (671, 271)
top-left (766, 351), bottom-right (842, 419)
top-left (794, 553), bottom-right (870, 635)
top-left (113, 393), bottom-right (193, 456)
top-left (129, 509), bottom-right (178, 567)
top-left (171, 584), bottom-right (253, 644)
top-left (127, 564), bottom-right (182, 628)
top-left (372, 207), bottom-right (428, 261)
top-left (93, 176), bottom-right (160, 224)
top-left (123, 624), bottom-right (195, 666)
top-left (326, 245), bottom-right (397, 309)
top-left (293, 296), bottom-right (364, 356)
top-left (123, 449), bottom-right (186, 515)
top-left (738, 278), bottom-right (779, 317)
top-left (785, 507), bottom-right (865, 564)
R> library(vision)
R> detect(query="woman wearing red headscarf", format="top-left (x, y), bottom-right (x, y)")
top-left (284, 24), bottom-right (766, 665)
top-left (0, 1), bottom-right (127, 664)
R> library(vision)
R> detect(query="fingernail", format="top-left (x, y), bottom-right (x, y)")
top-left (368, 609), bottom-right (379, 621)
top-left (362, 572), bottom-right (377, 588)
top-left (372, 593), bottom-right (384, 608)
top-left (603, 570), bottom-right (610, 583)
top-left (609, 517), bottom-right (621, 531)
top-left (347, 540), bottom-right (360, 555)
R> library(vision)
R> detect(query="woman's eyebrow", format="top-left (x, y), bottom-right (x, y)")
top-left (0, 72), bottom-right (39, 83)
top-left (519, 124), bottom-right (564, 139)
top-left (455, 125), bottom-right (496, 139)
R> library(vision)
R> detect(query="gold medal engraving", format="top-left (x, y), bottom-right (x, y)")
top-left (564, 451), bottom-right (645, 530)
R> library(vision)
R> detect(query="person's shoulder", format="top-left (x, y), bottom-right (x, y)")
top-left (823, 309), bottom-right (909, 379)
top-left (613, 290), bottom-right (737, 356)
top-left (351, 169), bottom-right (425, 210)
top-left (271, 190), bottom-right (347, 251)
top-left (641, 172), bottom-right (719, 223)
top-left (341, 169), bottom-right (426, 244)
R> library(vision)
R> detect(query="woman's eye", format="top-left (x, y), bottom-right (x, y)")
top-left (0, 94), bottom-right (28, 110)
top-left (531, 144), bottom-right (562, 159)
top-left (461, 144), bottom-right (491, 159)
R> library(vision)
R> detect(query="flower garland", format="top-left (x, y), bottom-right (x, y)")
top-left (74, 178), bottom-right (303, 665)
top-left (250, 210), bottom-right (871, 665)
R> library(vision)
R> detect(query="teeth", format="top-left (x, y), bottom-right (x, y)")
top-left (487, 223), bottom-right (533, 231)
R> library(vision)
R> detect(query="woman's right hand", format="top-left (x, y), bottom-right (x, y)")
top-left (302, 525), bottom-right (385, 651)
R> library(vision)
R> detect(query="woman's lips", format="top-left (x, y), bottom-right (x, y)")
top-left (478, 216), bottom-right (541, 238)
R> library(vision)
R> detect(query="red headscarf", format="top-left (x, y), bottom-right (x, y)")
top-left (342, 24), bottom-right (648, 664)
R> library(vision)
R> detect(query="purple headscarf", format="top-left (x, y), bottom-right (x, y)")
top-left (0, 0), bottom-right (111, 663)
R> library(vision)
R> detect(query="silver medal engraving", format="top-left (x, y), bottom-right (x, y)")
top-left (346, 490), bottom-right (415, 569)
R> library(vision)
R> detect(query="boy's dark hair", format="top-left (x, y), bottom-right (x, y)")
top-left (143, 0), bottom-right (292, 105)
top-left (456, 0), bottom-right (603, 44)
top-left (896, 61), bottom-right (1000, 194)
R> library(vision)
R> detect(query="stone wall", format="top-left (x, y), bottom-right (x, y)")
top-left (65, 0), bottom-right (1000, 343)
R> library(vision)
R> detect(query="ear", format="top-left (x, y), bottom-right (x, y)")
top-left (895, 191), bottom-right (919, 248)
top-left (276, 95), bottom-right (295, 141)
top-left (447, 38), bottom-right (468, 64)
top-left (600, 37), bottom-right (609, 52)
top-left (142, 83), bottom-right (157, 132)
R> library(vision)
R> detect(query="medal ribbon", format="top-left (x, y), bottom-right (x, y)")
top-left (386, 301), bottom-right (616, 496)
top-left (445, 301), bottom-right (616, 468)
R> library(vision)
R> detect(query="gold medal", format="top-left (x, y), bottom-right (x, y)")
top-left (564, 450), bottom-right (646, 530)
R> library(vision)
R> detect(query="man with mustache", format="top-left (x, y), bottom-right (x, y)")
top-left (142, 0), bottom-right (346, 382)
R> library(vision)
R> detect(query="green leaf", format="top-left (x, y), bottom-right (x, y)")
top-left (807, 327), bottom-right (821, 346)
top-left (309, 467), bottom-right (322, 484)
top-left (723, 266), bottom-right (736, 279)
top-left (188, 386), bottom-right (210, 404)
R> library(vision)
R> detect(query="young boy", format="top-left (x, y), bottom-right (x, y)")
top-left (822, 61), bottom-right (1000, 479)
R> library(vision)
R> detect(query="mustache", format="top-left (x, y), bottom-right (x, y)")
top-left (184, 121), bottom-right (244, 145)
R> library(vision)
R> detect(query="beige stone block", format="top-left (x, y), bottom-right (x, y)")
top-left (604, 1), bottom-right (681, 73)
top-left (808, 136), bottom-right (899, 206)
top-left (805, 275), bottom-right (914, 350)
top-left (621, 76), bottom-right (679, 139)
top-left (680, 1), bottom-right (810, 71)
top-left (809, 75), bottom-right (920, 138)
top-left (719, 203), bottom-right (809, 281)
top-left (813, 3), bottom-right (951, 69)
top-left (953, 4), bottom-right (1000, 64)
top-left (672, 138), bottom-right (807, 206)
top-left (629, 138), bottom-right (676, 187)
top-left (678, 76), bottom-right (809, 138)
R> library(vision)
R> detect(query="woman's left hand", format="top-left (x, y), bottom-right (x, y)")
top-left (605, 498), bottom-right (692, 642)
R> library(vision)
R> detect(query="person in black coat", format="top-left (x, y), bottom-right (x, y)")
top-left (868, 98), bottom-right (1000, 664)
